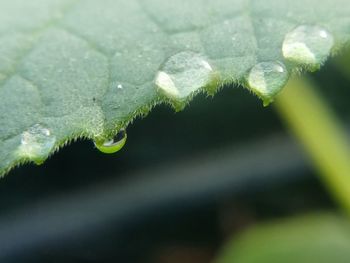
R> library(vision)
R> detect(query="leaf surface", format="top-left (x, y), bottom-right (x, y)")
top-left (1, 0), bottom-right (350, 175)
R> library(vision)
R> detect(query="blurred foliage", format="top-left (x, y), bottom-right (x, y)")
top-left (215, 213), bottom-right (350, 263)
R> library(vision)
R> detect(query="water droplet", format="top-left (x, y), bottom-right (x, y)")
top-left (155, 51), bottom-right (214, 101)
top-left (94, 129), bottom-right (127, 154)
top-left (17, 124), bottom-right (56, 164)
top-left (246, 61), bottom-right (289, 106)
top-left (282, 25), bottom-right (334, 68)
top-left (117, 84), bottom-right (123, 89)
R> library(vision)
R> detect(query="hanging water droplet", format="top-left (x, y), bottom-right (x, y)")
top-left (246, 61), bottom-right (289, 106)
top-left (17, 124), bottom-right (56, 165)
top-left (282, 25), bottom-right (334, 68)
top-left (155, 51), bottom-right (215, 101)
top-left (94, 129), bottom-right (127, 154)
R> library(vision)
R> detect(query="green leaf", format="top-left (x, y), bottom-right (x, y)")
top-left (214, 213), bottom-right (350, 263)
top-left (1, 0), bottom-right (350, 175)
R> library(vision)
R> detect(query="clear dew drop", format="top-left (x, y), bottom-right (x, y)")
top-left (282, 25), bottom-right (334, 68)
top-left (155, 51), bottom-right (214, 101)
top-left (246, 61), bottom-right (289, 106)
top-left (17, 124), bottom-right (56, 165)
top-left (94, 129), bottom-right (127, 154)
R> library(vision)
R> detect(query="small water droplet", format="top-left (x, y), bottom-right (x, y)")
top-left (117, 84), bottom-right (123, 89)
top-left (246, 61), bottom-right (289, 106)
top-left (17, 124), bottom-right (56, 164)
top-left (319, 30), bottom-right (328, 39)
top-left (155, 51), bottom-right (214, 101)
top-left (94, 129), bottom-right (127, 154)
top-left (282, 25), bottom-right (334, 68)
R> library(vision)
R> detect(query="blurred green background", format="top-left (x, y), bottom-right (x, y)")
top-left (0, 51), bottom-right (350, 262)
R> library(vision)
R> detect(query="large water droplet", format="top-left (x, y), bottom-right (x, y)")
top-left (155, 51), bottom-right (215, 102)
top-left (282, 25), bottom-right (334, 68)
top-left (17, 124), bottom-right (56, 165)
top-left (94, 129), bottom-right (127, 154)
top-left (246, 61), bottom-right (289, 106)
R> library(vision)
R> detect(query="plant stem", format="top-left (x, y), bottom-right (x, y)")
top-left (275, 77), bottom-right (350, 214)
